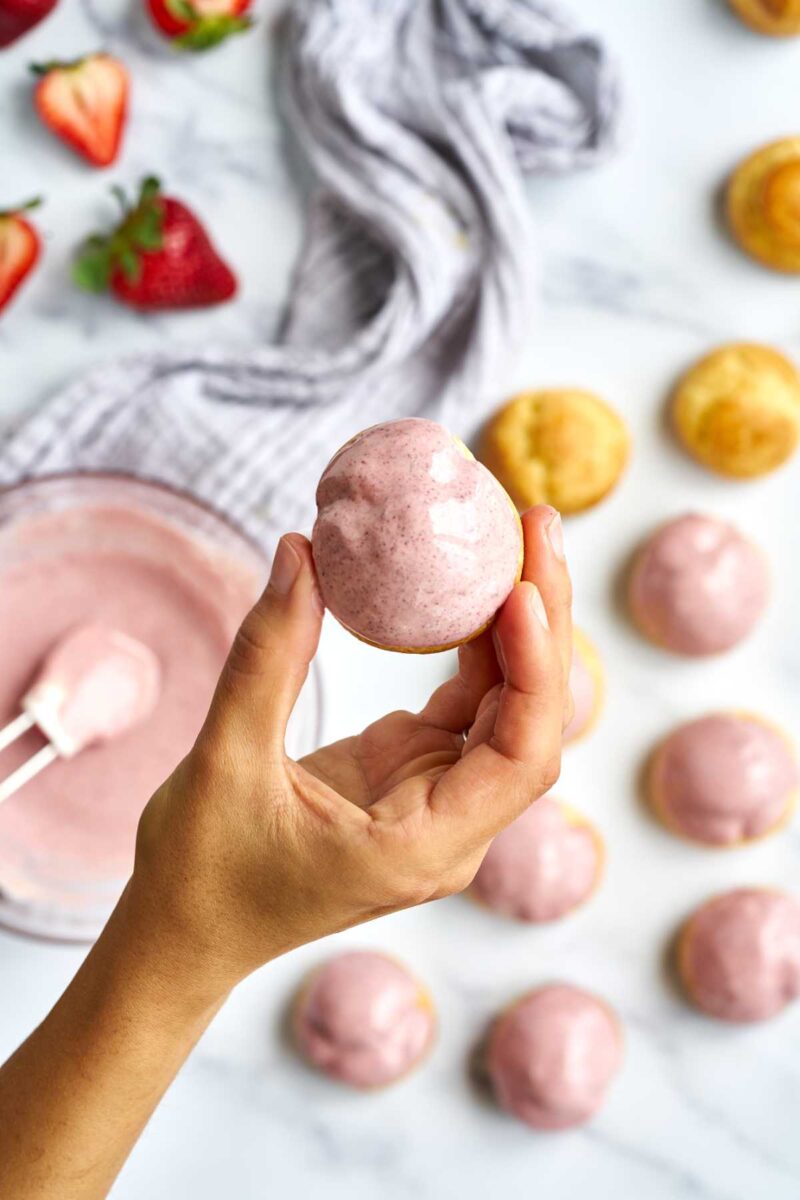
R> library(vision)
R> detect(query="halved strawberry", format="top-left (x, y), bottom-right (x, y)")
top-left (73, 176), bottom-right (237, 310)
top-left (146, 0), bottom-right (252, 51)
top-left (32, 53), bottom-right (129, 168)
top-left (0, 199), bottom-right (42, 315)
top-left (0, 0), bottom-right (58, 49)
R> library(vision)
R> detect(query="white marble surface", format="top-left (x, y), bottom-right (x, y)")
top-left (2, 2), bottom-right (800, 1198)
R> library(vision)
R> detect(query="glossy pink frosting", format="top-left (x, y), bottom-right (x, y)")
top-left (652, 713), bottom-right (797, 845)
top-left (25, 624), bottom-right (161, 756)
top-left (629, 513), bottom-right (769, 655)
top-left (312, 419), bottom-right (522, 650)
top-left (681, 889), bottom-right (800, 1022)
top-left (0, 506), bottom-right (257, 894)
top-left (471, 797), bottom-right (601, 922)
top-left (294, 952), bottom-right (435, 1088)
top-left (487, 984), bottom-right (622, 1131)
top-left (564, 640), bottom-right (597, 743)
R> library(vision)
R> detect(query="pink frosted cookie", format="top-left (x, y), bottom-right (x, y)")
top-left (628, 513), bottom-right (769, 655)
top-left (470, 797), bottom-right (603, 923)
top-left (678, 889), bottom-right (800, 1022)
top-left (292, 952), bottom-right (436, 1088)
top-left (649, 712), bottom-right (797, 846)
top-left (312, 419), bottom-right (523, 652)
top-left (565, 627), bottom-right (604, 744)
top-left (486, 984), bottom-right (622, 1131)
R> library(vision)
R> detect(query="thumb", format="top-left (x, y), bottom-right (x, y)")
top-left (206, 533), bottom-right (324, 752)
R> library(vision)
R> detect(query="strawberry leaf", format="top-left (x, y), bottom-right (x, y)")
top-left (72, 242), bottom-right (113, 292)
top-left (0, 197), bottom-right (43, 218)
top-left (174, 15), bottom-right (253, 51)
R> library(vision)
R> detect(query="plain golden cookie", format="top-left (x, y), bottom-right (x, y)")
top-left (727, 138), bottom-right (800, 272)
top-left (480, 389), bottom-right (630, 515)
top-left (672, 342), bottom-right (800, 478)
top-left (728, 0), bottom-right (800, 35)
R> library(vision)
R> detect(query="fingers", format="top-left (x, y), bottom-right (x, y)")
top-left (205, 533), bottom-right (324, 753)
top-left (417, 629), bottom-right (502, 733)
top-left (520, 505), bottom-right (572, 695)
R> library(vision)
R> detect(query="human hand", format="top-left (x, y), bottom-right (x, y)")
top-left (129, 504), bottom-right (572, 1005)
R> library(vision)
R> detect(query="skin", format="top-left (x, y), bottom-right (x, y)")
top-left (0, 504), bottom-right (571, 1200)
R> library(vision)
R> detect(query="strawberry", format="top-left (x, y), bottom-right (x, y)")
top-left (32, 53), bottom-right (129, 168)
top-left (0, 199), bottom-right (42, 315)
top-left (73, 176), bottom-right (237, 310)
top-left (0, 0), bottom-right (58, 49)
top-left (146, 0), bottom-right (253, 51)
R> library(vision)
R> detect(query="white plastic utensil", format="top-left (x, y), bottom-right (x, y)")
top-left (0, 624), bottom-right (161, 805)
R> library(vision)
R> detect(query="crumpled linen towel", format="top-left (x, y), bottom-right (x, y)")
top-left (0, 0), bottom-right (619, 549)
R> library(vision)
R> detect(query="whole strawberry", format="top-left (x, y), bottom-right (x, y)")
top-left (0, 199), bottom-right (42, 315)
top-left (33, 53), bottom-right (129, 168)
top-left (73, 176), bottom-right (237, 310)
top-left (0, 0), bottom-right (58, 49)
top-left (147, 0), bottom-right (252, 50)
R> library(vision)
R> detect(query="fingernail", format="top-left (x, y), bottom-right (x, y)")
top-left (269, 537), bottom-right (301, 595)
top-left (546, 511), bottom-right (565, 561)
top-left (492, 627), bottom-right (508, 677)
top-left (529, 585), bottom-right (549, 628)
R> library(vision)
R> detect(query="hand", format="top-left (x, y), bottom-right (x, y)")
top-left (129, 504), bottom-right (572, 1005)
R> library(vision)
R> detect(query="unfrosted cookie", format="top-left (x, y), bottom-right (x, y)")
top-left (480, 389), bottom-right (630, 515)
top-left (727, 138), bottom-right (800, 272)
top-left (486, 984), bottom-right (623, 1131)
top-left (678, 889), bottom-right (800, 1022)
top-left (312, 419), bottom-right (523, 653)
top-left (728, 0), bottom-right (800, 35)
top-left (672, 342), bottom-right (800, 478)
top-left (628, 513), bottom-right (769, 656)
top-left (292, 951), bottom-right (436, 1089)
top-left (648, 712), bottom-right (798, 846)
top-left (470, 796), bottom-right (604, 923)
top-left (565, 627), bottom-right (605, 744)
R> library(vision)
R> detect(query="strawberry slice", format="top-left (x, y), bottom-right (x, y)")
top-left (73, 176), bottom-right (237, 310)
top-left (146, 0), bottom-right (253, 51)
top-left (33, 53), bottom-right (129, 168)
top-left (0, 0), bottom-right (59, 49)
top-left (0, 199), bottom-right (42, 315)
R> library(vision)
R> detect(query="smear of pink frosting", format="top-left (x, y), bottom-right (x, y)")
top-left (653, 713), bottom-right (797, 845)
top-left (682, 889), bottom-right (800, 1022)
top-left (294, 952), bottom-right (435, 1088)
top-left (312, 419), bottom-right (521, 649)
top-left (487, 984), bottom-right (622, 1131)
top-left (629, 513), bottom-right (769, 655)
top-left (472, 797), bottom-right (600, 922)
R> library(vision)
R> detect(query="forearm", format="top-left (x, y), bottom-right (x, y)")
top-left (0, 882), bottom-right (227, 1200)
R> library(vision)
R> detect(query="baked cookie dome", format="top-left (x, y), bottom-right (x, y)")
top-left (727, 137), bottom-right (800, 272)
top-left (470, 796), bottom-right (603, 923)
top-left (628, 513), bottom-right (769, 656)
top-left (727, 0), bottom-right (800, 35)
top-left (312, 419), bottom-right (523, 653)
top-left (678, 889), bottom-right (800, 1022)
top-left (486, 984), bottom-right (622, 1131)
top-left (480, 389), bottom-right (630, 515)
top-left (292, 951), bottom-right (436, 1088)
top-left (565, 627), bottom-right (605, 744)
top-left (648, 712), bottom-right (798, 846)
top-left (672, 342), bottom-right (800, 478)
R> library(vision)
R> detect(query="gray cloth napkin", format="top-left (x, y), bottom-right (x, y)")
top-left (0, 0), bottom-right (619, 550)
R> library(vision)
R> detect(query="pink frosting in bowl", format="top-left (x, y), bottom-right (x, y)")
top-left (650, 713), bottom-right (797, 846)
top-left (312, 419), bottom-right (522, 651)
top-left (293, 951), bottom-right (436, 1088)
top-left (628, 513), bottom-right (769, 655)
top-left (679, 889), bottom-right (800, 1023)
top-left (486, 984), bottom-right (622, 1131)
top-left (471, 797), bottom-right (602, 923)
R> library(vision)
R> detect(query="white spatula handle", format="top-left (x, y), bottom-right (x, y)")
top-left (0, 744), bottom-right (59, 805)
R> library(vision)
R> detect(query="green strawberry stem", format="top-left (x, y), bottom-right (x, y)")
top-left (73, 177), bottom-right (164, 294)
top-left (0, 198), bottom-right (43, 218)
